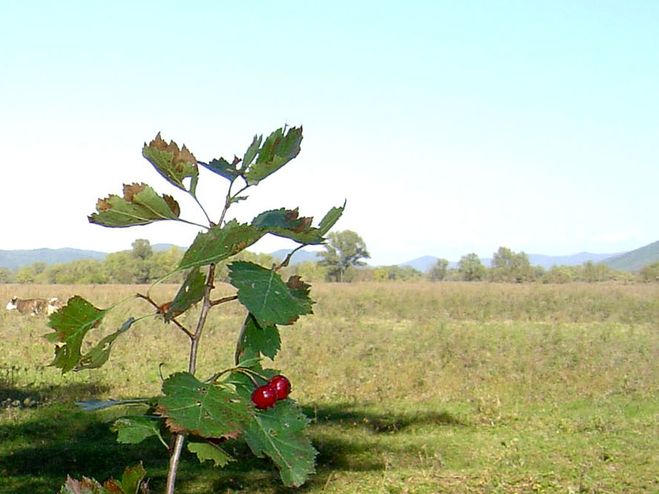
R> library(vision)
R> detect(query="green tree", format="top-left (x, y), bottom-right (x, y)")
top-left (428, 258), bottom-right (449, 281)
top-left (319, 230), bottom-right (370, 282)
top-left (490, 246), bottom-right (533, 282)
top-left (132, 238), bottom-right (153, 260)
top-left (15, 262), bottom-right (46, 283)
top-left (372, 265), bottom-right (422, 281)
top-left (0, 267), bottom-right (14, 283)
top-left (458, 253), bottom-right (486, 281)
top-left (639, 261), bottom-right (659, 282)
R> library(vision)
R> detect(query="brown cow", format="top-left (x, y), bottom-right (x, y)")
top-left (6, 297), bottom-right (49, 316)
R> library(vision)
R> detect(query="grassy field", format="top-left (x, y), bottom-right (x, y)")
top-left (1, 282), bottom-right (657, 493)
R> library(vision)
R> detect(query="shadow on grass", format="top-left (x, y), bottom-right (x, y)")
top-left (1, 399), bottom-right (463, 493)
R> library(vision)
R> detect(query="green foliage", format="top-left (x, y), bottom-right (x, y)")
top-left (319, 230), bottom-right (370, 282)
top-left (229, 262), bottom-right (313, 327)
top-left (157, 372), bottom-right (252, 439)
top-left (46, 126), bottom-right (340, 492)
top-left (44, 296), bottom-right (109, 373)
top-left (639, 261), bottom-right (659, 282)
top-left (427, 258), bottom-right (449, 281)
top-left (230, 371), bottom-right (318, 487)
top-left (457, 253), bottom-right (486, 281)
top-left (489, 246), bottom-right (533, 282)
top-left (180, 221), bottom-right (265, 270)
top-left (88, 183), bottom-right (181, 228)
top-left (59, 463), bottom-right (148, 494)
top-left (239, 315), bottom-right (281, 361)
top-left (372, 265), bottom-right (422, 282)
top-left (112, 416), bottom-right (165, 446)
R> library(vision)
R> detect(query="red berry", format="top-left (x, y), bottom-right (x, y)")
top-left (251, 385), bottom-right (277, 409)
top-left (268, 375), bottom-right (292, 400)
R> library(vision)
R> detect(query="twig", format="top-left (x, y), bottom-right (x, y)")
top-left (135, 293), bottom-right (194, 339)
top-left (210, 294), bottom-right (238, 306)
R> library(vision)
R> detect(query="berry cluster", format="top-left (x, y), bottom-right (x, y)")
top-left (251, 375), bottom-right (292, 409)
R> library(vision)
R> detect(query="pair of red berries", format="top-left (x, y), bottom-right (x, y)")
top-left (251, 375), bottom-right (291, 409)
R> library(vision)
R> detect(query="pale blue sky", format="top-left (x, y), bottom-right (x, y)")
top-left (2, 1), bottom-right (657, 265)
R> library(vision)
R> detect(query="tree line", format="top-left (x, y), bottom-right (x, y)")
top-left (1, 234), bottom-right (657, 285)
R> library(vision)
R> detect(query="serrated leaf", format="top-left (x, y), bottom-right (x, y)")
top-left (88, 183), bottom-right (181, 228)
top-left (119, 463), bottom-right (148, 494)
top-left (316, 201), bottom-right (346, 236)
top-left (229, 262), bottom-right (313, 327)
top-left (188, 442), bottom-right (234, 467)
top-left (112, 416), bottom-right (164, 445)
top-left (45, 296), bottom-right (108, 373)
top-left (244, 399), bottom-right (317, 487)
top-left (241, 134), bottom-right (263, 169)
top-left (157, 372), bottom-right (251, 438)
top-left (142, 132), bottom-right (199, 192)
top-left (200, 156), bottom-right (240, 181)
top-left (251, 203), bottom-right (345, 245)
top-left (59, 464), bottom-right (148, 494)
top-left (179, 220), bottom-right (265, 270)
top-left (252, 208), bottom-right (312, 233)
top-left (239, 315), bottom-right (281, 361)
top-left (76, 317), bottom-right (135, 370)
top-left (244, 126), bottom-right (303, 185)
top-left (60, 476), bottom-right (106, 494)
top-left (165, 269), bottom-right (205, 320)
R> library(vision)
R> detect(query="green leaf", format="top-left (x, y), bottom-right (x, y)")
top-left (229, 262), bottom-right (313, 327)
top-left (45, 296), bottom-right (108, 373)
top-left (241, 134), bottom-right (263, 169)
top-left (142, 132), bottom-right (199, 192)
top-left (188, 441), bottom-right (234, 467)
top-left (157, 372), bottom-right (251, 438)
top-left (244, 126), bottom-right (303, 185)
top-left (165, 269), bottom-right (205, 320)
top-left (316, 201), bottom-right (346, 236)
top-left (179, 220), bottom-right (265, 270)
top-left (200, 156), bottom-right (240, 181)
top-left (88, 183), bottom-right (181, 228)
top-left (251, 203), bottom-right (345, 245)
top-left (76, 317), bottom-right (135, 370)
top-left (239, 315), bottom-right (281, 361)
top-left (244, 399), bottom-right (317, 487)
top-left (112, 416), bottom-right (164, 445)
top-left (59, 464), bottom-right (148, 494)
top-left (119, 463), bottom-right (148, 494)
top-left (59, 476), bottom-right (106, 494)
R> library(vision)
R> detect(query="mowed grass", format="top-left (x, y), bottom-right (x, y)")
top-left (1, 282), bottom-right (657, 493)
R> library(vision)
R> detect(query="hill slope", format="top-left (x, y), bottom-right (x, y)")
top-left (0, 248), bottom-right (107, 270)
top-left (602, 240), bottom-right (659, 271)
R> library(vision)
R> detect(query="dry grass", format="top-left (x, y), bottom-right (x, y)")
top-left (1, 281), bottom-right (657, 493)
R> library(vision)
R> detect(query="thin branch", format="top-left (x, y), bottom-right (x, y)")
top-left (217, 180), bottom-right (250, 226)
top-left (165, 434), bottom-right (186, 494)
top-left (276, 244), bottom-right (307, 271)
top-left (210, 294), bottom-right (238, 306)
top-left (191, 186), bottom-right (215, 226)
top-left (166, 263), bottom-right (216, 494)
top-left (175, 217), bottom-right (211, 230)
top-left (135, 293), bottom-right (194, 339)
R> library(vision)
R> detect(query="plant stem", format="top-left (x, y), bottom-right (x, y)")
top-left (165, 434), bottom-right (186, 494)
top-left (234, 314), bottom-right (251, 365)
top-left (165, 263), bottom-right (217, 494)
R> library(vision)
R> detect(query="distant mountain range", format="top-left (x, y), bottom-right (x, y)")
top-left (1, 241), bottom-right (657, 273)
top-left (601, 240), bottom-right (659, 271)
top-left (401, 241), bottom-right (658, 273)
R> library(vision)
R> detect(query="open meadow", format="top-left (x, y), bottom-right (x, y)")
top-left (1, 282), bottom-right (657, 493)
